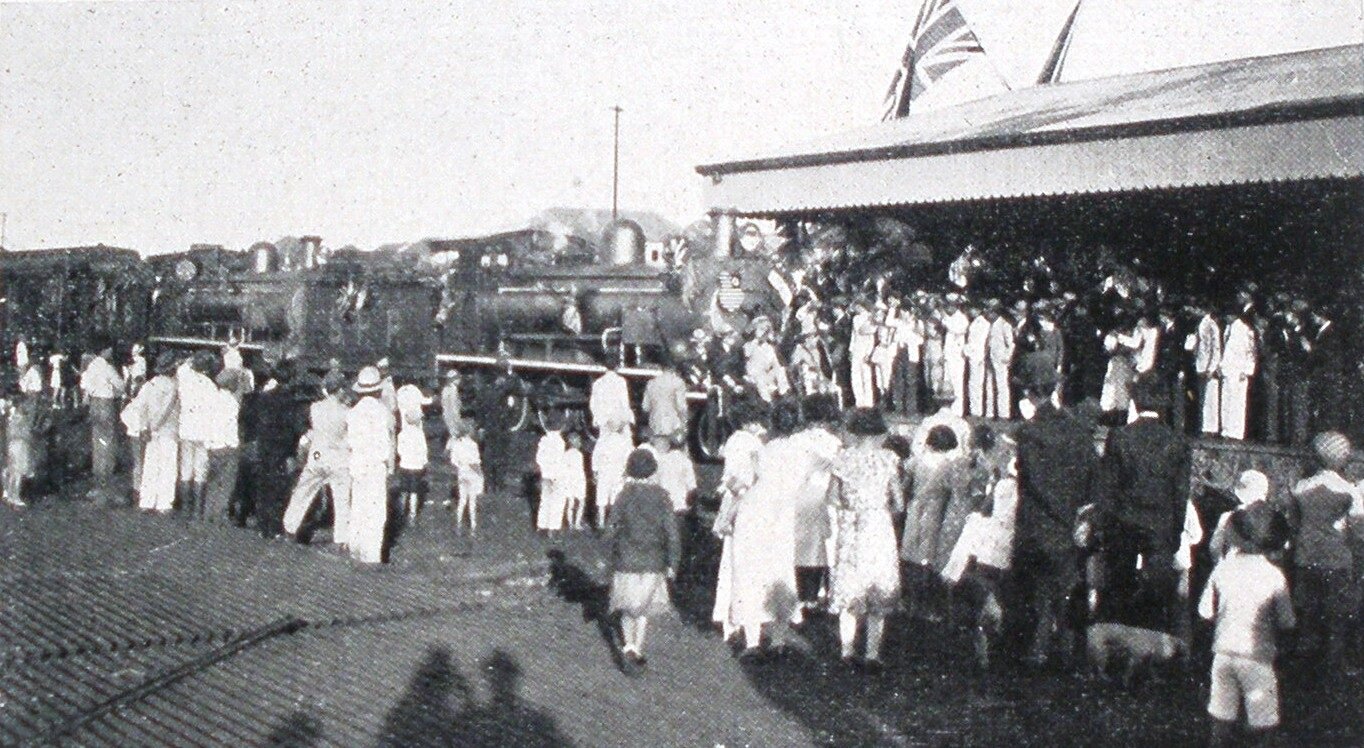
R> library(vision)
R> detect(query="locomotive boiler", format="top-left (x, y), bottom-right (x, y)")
top-left (149, 240), bottom-right (439, 376)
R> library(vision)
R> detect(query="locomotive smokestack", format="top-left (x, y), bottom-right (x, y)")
top-left (301, 236), bottom-right (322, 269)
top-left (712, 212), bottom-right (736, 258)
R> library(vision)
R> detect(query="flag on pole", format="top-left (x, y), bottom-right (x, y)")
top-left (882, 0), bottom-right (1002, 119)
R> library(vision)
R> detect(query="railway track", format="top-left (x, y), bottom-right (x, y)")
top-left (0, 567), bottom-right (547, 746)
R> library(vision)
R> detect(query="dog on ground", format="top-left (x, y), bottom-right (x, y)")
top-left (1086, 622), bottom-right (1186, 686)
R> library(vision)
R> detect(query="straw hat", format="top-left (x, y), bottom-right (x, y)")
top-left (1313, 431), bottom-right (1353, 469)
top-left (353, 366), bottom-right (383, 394)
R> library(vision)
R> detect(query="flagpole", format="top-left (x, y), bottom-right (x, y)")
top-left (610, 105), bottom-right (622, 224)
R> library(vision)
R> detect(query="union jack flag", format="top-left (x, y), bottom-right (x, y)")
top-left (882, 0), bottom-right (989, 120)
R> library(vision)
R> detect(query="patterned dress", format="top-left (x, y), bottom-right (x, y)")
top-left (829, 443), bottom-right (904, 616)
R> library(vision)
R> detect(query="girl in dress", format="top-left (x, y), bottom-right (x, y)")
top-left (396, 394), bottom-right (429, 521)
top-left (607, 449), bottom-right (680, 670)
top-left (446, 421), bottom-right (484, 534)
top-left (561, 432), bottom-right (588, 530)
top-left (535, 415), bottom-right (569, 535)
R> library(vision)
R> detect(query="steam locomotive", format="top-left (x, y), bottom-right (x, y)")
top-left (144, 219), bottom-right (781, 456)
top-left (0, 246), bottom-right (151, 388)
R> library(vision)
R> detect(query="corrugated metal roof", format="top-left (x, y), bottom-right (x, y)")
top-left (696, 44), bottom-right (1364, 215)
top-left (699, 44), bottom-right (1363, 174)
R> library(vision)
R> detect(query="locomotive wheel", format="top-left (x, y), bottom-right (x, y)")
top-left (533, 377), bottom-right (589, 433)
top-left (502, 383), bottom-right (532, 432)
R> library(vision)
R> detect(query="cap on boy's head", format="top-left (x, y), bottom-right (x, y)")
top-left (1230, 503), bottom-right (1289, 554)
top-left (1312, 431), bottom-right (1353, 470)
top-left (1233, 470), bottom-right (1269, 505)
top-left (625, 448), bottom-right (657, 480)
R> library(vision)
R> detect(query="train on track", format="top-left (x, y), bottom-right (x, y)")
top-left (2, 219), bottom-right (784, 456)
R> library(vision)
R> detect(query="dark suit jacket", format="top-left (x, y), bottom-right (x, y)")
top-left (1098, 416), bottom-right (1191, 549)
top-left (1014, 403), bottom-right (1098, 557)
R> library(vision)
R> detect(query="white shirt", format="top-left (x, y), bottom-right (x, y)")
top-left (204, 387), bottom-right (240, 450)
top-left (48, 354), bottom-right (65, 389)
top-left (965, 315), bottom-right (991, 361)
top-left (447, 436), bottom-right (482, 472)
top-left (397, 423), bottom-right (429, 470)
top-left (1188, 314), bottom-right (1222, 375)
top-left (647, 445), bottom-right (698, 513)
top-left (19, 365), bottom-right (43, 394)
top-left (589, 370), bottom-right (634, 431)
top-left (942, 310), bottom-right (969, 358)
top-left (897, 314), bottom-right (925, 363)
top-left (536, 431), bottom-right (568, 480)
top-left (1220, 318), bottom-right (1258, 377)
top-left (176, 367), bottom-right (219, 443)
top-left (80, 355), bottom-right (125, 400)
top-left (1133, 322), bottom-right (1160, 374)
top-left (987, 317), bottom-right (1016, 367)
top-left (347, 396), bottom-right (395, 469)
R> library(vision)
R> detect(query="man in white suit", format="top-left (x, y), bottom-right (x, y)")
top-left (1186, 304), bottom-right (1222, 435)
top-left (1218, 311), bottom-right (1257, 440)
top-left (965, 302), bottom-right (992, 418)
top-left (941, 295), bottom-right (970, 417)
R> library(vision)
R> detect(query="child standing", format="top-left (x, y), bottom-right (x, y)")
top-left (562, 432), bottom-right (588, 530)
top-left (395, 386), bottom-right (430, 521)
top-left (536, 417), bottom-right (569, 535)
top-left (447, 421), bottom-right (484, 534)
top-left (607, 449), bottom-right (680, 671)
top-left (1198, 506), bottom-right (1294, 748)
top-left (592, 422), bottom-right (633, 528)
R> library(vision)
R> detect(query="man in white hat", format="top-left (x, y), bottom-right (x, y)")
top-left (347, 366), bottom-right (394, 563)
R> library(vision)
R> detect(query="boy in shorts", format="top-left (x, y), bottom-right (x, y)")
top-left (1198, 504), bottom-right (1294, 747)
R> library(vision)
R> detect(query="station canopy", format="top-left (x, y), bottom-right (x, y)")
top-left (696, 44), bottom-right (1364, 217)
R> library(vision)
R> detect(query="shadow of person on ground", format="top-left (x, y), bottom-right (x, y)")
top-left (264, 710), bottom-right (324, 748)
top-left (545, 549), bottom-right (625, 670)
top-left (377, 647), bottom-right (471, 748)
top-left (453, 649), bottom-right (575, 748)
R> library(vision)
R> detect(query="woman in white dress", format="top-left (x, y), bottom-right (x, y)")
top-left (728, 401), bottom-right (828, 656)
top-left (710, 404), bottom-right (767, 642)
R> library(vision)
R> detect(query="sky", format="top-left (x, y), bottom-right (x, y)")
top-left (1, 0), bottom-right (1358, 255)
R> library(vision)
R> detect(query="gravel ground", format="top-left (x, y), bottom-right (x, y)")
top-left (1, 422), bottom-right (1361, 746)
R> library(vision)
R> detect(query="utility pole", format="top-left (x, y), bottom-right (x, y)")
top-left (1, 212), bottom-right (7, 250)
top-left (611, 105), bottom-right (622, 224)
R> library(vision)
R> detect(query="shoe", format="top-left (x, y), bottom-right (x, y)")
top-left (737, 647), bottom-right (764, 662)
top-left (862, 659), bottom-right (885, 676)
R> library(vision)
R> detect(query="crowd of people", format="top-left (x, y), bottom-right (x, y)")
top-left (680, 260), bottom-right (1344, 449)
top-left (0, 253), bottom-right (1359, 746)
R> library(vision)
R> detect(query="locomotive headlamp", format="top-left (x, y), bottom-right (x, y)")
top-left (174, 259), bottom-right (198, 281)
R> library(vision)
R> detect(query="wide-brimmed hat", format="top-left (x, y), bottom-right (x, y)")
top-left (1233, 469), bottom-right (1269, 505)
top-left (1313, 431), bottom-right (1353, 469)
top-left (625, 448), bottom-right (657, 480)
top-left (353, 366), bottom-right (383, 394)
